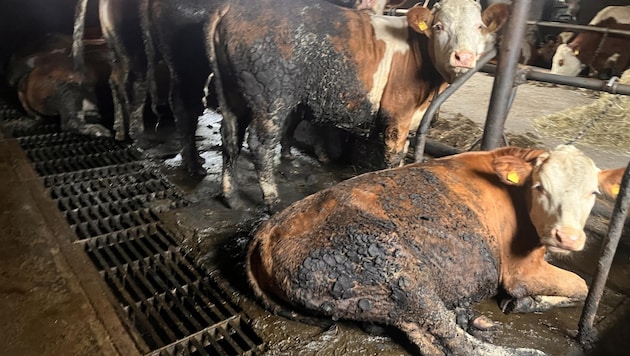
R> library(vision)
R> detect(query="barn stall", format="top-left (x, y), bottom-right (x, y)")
top-left (0, 0), bottom-right (629, 355)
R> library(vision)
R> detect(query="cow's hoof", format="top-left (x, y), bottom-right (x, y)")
top-left (280, 151), bottom-right (294, 161)
top-left (186, 162), bottom-right (207, 176)
top-left (512, 348), bottom-right (547, 356)
top-left (500, 296), bottom-right (534, 314)
top-left (471, 315), bottom-right (498, 331)
top-left (220, 193), bottom-right (248, 210)
top-left (82, 124), bottom-right (112, 138)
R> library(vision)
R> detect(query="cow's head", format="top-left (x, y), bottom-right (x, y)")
top-left (406, 0), bottom-right (509, 83)
top-left (551, 43), bottom-right (583, 76)
top-left (492, 145), bottom-right (625, 255)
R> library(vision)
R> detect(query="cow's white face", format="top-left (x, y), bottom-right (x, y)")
top-left (406, 0), bottom-right (508, 83)
top-left (551, 43), bottom-right (583, 76)
top-left (527, 145), bottom-right (600, 254)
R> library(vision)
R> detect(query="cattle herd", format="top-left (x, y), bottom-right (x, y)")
top-left (1, 0), bottom-right (628, 355)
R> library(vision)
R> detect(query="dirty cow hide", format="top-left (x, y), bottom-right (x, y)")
top-left (138, 0), bottom-right (397, 176)
top-left (207, 0), bottom-right (509, 210)
top-left (246, 145), bottom-right (625, 355)
top-left (7, 33), bottom-right (111, 137)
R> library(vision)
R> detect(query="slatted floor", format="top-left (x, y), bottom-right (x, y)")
top-left (1, 105), bottom-right (263, 355)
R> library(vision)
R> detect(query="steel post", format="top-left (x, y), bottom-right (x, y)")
top-left (480, 0), bottom-right (532, 150)
top-left (578, 163), bottom-right (630, 346)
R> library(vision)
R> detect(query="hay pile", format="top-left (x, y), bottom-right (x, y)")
top-left (428, 112), bottom-right (542, 150)
top-left (533, 70), bottom-right (630, 155)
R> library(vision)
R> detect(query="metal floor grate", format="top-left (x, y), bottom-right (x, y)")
top-left (4, 118), bottom-right (263, 355)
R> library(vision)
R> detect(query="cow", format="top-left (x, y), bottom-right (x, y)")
top-left (74, 0), bottom-right (149, 142)
top-left (206, 0), bottom-right (510, 210)
top-left (246, 145), bottom-right (625, 355)
top-left (551, 6), bottom-right (630, 78)
top-left (138, 0), bottom-right (396, 176)
top-left (6, 33), bottom-right (112, 137)
top-left (327, 0), bottom-right (388, 14)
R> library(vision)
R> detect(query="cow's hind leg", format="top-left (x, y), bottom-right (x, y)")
top-left (247, 111), bottom-right (284, 211)
top-left (391, 291), bottom-right (546, 355)
top-left (220, 108), bottom-right (246, 209)
top-left (108, 68), bottom-right (129, 141)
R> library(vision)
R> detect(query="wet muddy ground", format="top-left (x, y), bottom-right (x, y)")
top-left (151, 73), bottom-right (630, 355)
top-left (1, 72), bottom-right (629, 355)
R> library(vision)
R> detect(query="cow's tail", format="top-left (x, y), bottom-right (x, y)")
top-left (140, 0), bottom-right (161, 118)
top-left (72, 0), bottom-right (89, 76)
top-left (245, 237), bottom-right (334, 328)
top-left (205, 4), bottom-right (230, 114)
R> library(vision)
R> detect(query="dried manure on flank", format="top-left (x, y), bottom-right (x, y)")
top-left (533, 69), bottom-right (630, 155)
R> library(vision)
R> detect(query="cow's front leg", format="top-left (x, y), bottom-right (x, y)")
top-left (383, 122), bottom-right (408, 168)
top-left (501, 261), bottom-right (588, 314)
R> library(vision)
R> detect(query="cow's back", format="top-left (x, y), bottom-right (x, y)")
top-left (214, 0), bottom-right (396, 131)
top-left (251, 158), bottom-right (503, 313)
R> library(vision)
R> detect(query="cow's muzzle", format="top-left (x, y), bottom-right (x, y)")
top-left (450, 50), bottom-right (475, 69)
top-left (546, 226), bottom-right (586, 252)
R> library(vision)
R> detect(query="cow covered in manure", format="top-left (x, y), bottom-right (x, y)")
top-left (246, 145), bottom-right (625, 355)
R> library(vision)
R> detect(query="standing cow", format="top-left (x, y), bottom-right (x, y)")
top-left (247, 145), bottom-right (625, 355)
top-left (207, 0), bottom-right (510, 210)
top-left (140, 0), bottom-right (396, 176)
top-left (551, 6), bottom-right (630, 78)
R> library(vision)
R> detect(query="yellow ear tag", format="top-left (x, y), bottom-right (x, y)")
top-left (574, 49), bottom-right (580, 56)
top-left (612, 183), bottom-right (620, 196)
top-left (507, 171), bottom-right (520, 184)
top-left (418, 21), bottom-right (428, 31)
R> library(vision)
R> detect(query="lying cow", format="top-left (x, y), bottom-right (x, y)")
top-left (6, 34), bottom-right (111, 137)
top-left (247, 145), bottom-right (624, 355)
top-left (207, 0), bottom-right (509, 210)
top-left (551, 5), bottom-right (630, 78)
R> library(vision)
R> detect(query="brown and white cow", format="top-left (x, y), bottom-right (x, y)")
top-left (551, 6), bottom-right (630, 77)
top-left (6, 34), bottom-right (112, 137)
top-left (207, 0), bottom-right (509, 210)
top-left (247, 145), bottom-right (625, 355)
top-left (140, 0), bottom-right (395, 176)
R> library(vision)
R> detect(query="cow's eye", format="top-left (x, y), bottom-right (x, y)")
top-left (434, 23), bottom-right (443, 31)
top-left (533, 183), bottom-right (546, 195)
top-left (477, 24), bottom-right (483, 31)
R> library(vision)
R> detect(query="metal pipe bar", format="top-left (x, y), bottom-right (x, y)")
top-left (481, 64), bottom-right (630, 95)
top-left (577, 163), bottom-right (630, 346)
top-left (481, 0), bottom-right (532, 150)
top-left (413, 48), bottom-right (497, 161)
top-left (527, 20), bottom-right (630, 37)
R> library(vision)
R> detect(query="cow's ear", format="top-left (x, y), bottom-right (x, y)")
top-left (481, 3), bottom-right (510, 35)
top-left (406, 6), bottom-right (433, 36)
top-left (492, 155), bottom-right (535, 186)
top-left (598, 168), bottom-right (626, 199)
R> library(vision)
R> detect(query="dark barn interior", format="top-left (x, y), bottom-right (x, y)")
top-left (1, 1), bottom-right (629, 355)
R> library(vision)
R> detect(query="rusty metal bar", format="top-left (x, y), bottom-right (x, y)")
top-left (481, 64), bottom-right (630, 96)
top-left (413, 48), bottom-right (497, 161)
top-left (481, 0), bottom-right (532, 150)
top-left (578, 162), bottom-right (630, 345)
top-left (527, 20), bottom-right (630, 38)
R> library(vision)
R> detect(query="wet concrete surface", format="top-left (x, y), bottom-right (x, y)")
top-left (0, 131), bottom-right (137, 355)
top-left (1, 73), bottom-right (629, 355)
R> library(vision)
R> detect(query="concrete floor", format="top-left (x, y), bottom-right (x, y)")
top-left (0, 131), bottom-right (138, 355)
